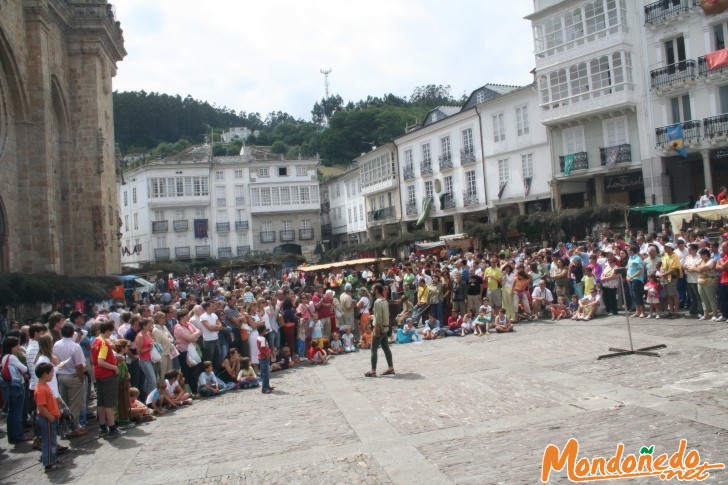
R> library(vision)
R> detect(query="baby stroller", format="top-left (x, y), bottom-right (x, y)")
top-left (411, 303), bottom-right (430, 327)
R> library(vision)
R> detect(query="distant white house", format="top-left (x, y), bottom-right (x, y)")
top-left (221, 127), bottom-right (252, 143)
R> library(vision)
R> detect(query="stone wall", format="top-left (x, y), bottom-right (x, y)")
top-left (0, 0), bottom-right (126, 276)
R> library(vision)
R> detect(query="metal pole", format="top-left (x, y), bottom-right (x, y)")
top-left (618, 274), bottom-right (635, 351)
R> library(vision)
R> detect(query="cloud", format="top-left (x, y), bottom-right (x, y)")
top-left (113, 0), bottom-right (535, 121)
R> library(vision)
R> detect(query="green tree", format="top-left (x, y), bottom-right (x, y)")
top-left (270, 140), bottom-right (289, 154)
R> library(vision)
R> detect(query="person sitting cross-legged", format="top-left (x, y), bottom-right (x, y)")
top-left (197, 361), bottom-right (235, 397)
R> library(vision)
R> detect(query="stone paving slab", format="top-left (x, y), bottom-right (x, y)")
top-left (2, 314), bottom-right (727, 484)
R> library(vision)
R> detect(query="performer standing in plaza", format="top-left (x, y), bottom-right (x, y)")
top-left (365, 283), bottom-right (395, 377)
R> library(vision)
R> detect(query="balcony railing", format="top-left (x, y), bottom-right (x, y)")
top-left (403, 164), bottom-right (415, 180)
top-left (438, 154), bottom-right (453, 171)
top-left (704, 114), bottom-right (728, 139)
top-left (441, 193), bottom-right (456, 210)
top-left (599, 144), bottom-right (632, 166)
top-left (644, 0), bottom-right (697, 25)
top-left (420, 161), bottom-right (433, 176)
top-left (406, 201), bottom-right (418, 216)
top-left (559, 152), bottom-right (589, 173)
top-left (216, 198), bottom-right (226, 207)
top-left (460, 149), bottom-right (476, 165)
top-left (368, 205), bottom-right (396, 222)
top-left (237, 245), bottom-right (251, 256)
top-left (218, 247), bottom-right (232, 258)
top-left (655, 120), bottom-right (702, 148)
top-left (152, 220), bottom-right (168, 233)
top-left (195, 245), bottom-right (210, 258)
top-left (172, 219), bottom-right (188, 232)
top-left (235, 220), bottom-right (249, 231)
top-left (154, 248), bottom-right (170, 260)
top-left (650, 60), bottom-right (697, 90)
top-left (235, 197), bottom-right (244, 206)
top-left (698, 55), bottom-right (728, 77)
top-left (279, 229), bottom-right (295, 242)
top-left (260, 231), bottom-right (276, 243)
top-left (463, 191), bottom-right (479, 207)
top-left (216, 222), bottom-right (230, 232)
top-left (299, 228), bottom-right (314, 240)
top-left (175, 246), bottom-right (190, 259)
top-left (321, 223), bottom-right (332, 237)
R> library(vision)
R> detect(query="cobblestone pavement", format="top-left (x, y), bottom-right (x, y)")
top-left (2, 314), bottom-right (727, 484)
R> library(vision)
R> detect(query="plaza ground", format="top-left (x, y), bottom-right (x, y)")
top-left (2, 314), bottom-right (728, 484)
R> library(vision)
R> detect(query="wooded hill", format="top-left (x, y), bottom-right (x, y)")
top-left (113, 85), bottom-right (463, 166)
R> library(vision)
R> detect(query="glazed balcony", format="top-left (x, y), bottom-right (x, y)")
top-left (650, 60), bottom-right (697, 90)
top-left (655, 120), bottom-right (701, 149)
top-left (559, 152), bottom-right (589, 173)
top-left (599, 144), bottom-right (632, 166)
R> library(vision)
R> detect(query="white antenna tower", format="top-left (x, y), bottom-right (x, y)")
top-left (320, 68), bottom-right (332, 98)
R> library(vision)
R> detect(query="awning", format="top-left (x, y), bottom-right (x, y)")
top-left (629, 202), bottom-right (688, 214)
top-left (664, 205), bottom-right (728, 229)
top-left (297, 257), bottom-right (395, 273)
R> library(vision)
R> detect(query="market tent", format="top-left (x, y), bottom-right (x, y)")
top-left (630, 202), bottom-right (687, 214)
top-left (664, 205), bottom-right (728, 229)
top-left (297, 257), bottom-right (395, 273)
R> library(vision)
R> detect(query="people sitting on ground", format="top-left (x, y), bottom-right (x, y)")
top-left (341, 326), bottom-right (356, 352)
top-left (460, 311), bottom-right (474, 336)
top-left (444, 309), bottom-right (462, 336)
top-left (271, 348), bottom-right (292, 373)
top-left (395, 319), bottom-right (419, 344)
top-left (129, 387), bottom-right (155, 422)
top-left (308, 340), bottom-right (328, 364)
top-left (573, 288), bottom-right (601, 321)
top-left (165, 370), bottom-right (192, 405)
top-left (493, 309), bottom-right (514, 333)
top-left (237, 357), bottom-right (261, 386)
top-left (474, 306), bottom-right (491, 336)
top-left (198, 361), bottom-right (235, 397)
top-left (531, 280), bottom-right (554, 319)
top-left (550, 297), bottom-right (568, 321)
top-left (328, 332), bottom-right (343, 355)
top-left (360, 324), bottom-right (373, 349)
top-left (422, 314), bottom-right (442, 340)
top-left (568, 295), bottom-right (579, 316)
top-left (146, 380), bottom-right (174, 415)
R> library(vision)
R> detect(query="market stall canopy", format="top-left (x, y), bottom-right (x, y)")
top-left (663, 205), bottom-right (728, 229)
top-left (297, 257), bottom-right (395, 273)
top-left (629, 202), bottom-right (687, 214)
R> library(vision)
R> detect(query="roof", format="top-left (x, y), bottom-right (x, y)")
top-left (422, 105), bottom-right (464, 126)
top-left (462, 84), bottom-right (521, 110)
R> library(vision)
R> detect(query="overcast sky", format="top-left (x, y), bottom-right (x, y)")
top-left (113, 1), bottom-right (536, 121)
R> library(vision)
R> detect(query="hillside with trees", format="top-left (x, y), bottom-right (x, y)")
top-left (113, 85), bottom-right (462, 166)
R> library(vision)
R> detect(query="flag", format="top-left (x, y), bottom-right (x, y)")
top-left (706, 48), bottom-right (728, 70)
top-left (605, 145), bottom-right (619, 170)
top-left (524, 177), bottom-right (532, 197)
top-left (666, 124), bottom-right (687, 158)
top-left (194, 218), bottom-right (208, 239)
top-left (700, 0), bottom-right (728, 16)
top-left (563, 154), bottom-right (574, 176)
top-left (498, 180), bottom-right (507, 200)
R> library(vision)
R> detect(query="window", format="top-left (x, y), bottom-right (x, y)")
top-left (253, 187), bottom-right (272, 206)
top-left (296, 165), bottom-right (307, 176)
top-left (370, 196), bottom-right (376, 211)
top-left (217, 209), bottom-right (228, 222)
top-left (421, 143), bottom-right (431, 164)
top-left (425, 180), bottom-right (434, 200)
top-left (174, 209), bottom-right (185, 220)
top-left (720, 85), bottom-right (728, 114)
top-left (515, 106), bottom-right (530, 136)
top-left (271, 187), bottom-right (280, 205)
top-left (498, 159), bottom-right (510, 183)
top-left (258, 168), bottom-right (269, 178)
top-left (132, 187), bottom-right (137, 203)
top-left (564, 8), bottom-right (584, 44)
top-left (215, 186), bottom-right (226, 206)
top-left (234, 185), bottom-right (245, 205)
top-left (536, 0), bottom-right (624, 55)
top-left (440, 136), bottom-right (451, 159)
top-left (543, 16), bottom-right (564, 52)
top-left (465, 170), bottom-right (477, 195)
top-left (123, 191), bottom-right (128, 207)
top-left (714, 22), bottom-right (727, 50)
top-left (234, 169), bottom-right (243, 179)
top-left (493, 113), bottom-right (505, 142)
top-left (155, 235), bottom-right (167, 249)
top-left (353, 206), bottom-right (358, 222)
top-left (476, 90), bottom-right (485, 104)
top-left (348, 208), bottom-right (352, 224)
top-left (404, 149), bottom-right (413, 166)
top-left (431, 112), bottom-right (439, 122)
top-left (664, 36), bottom-right (686, 66)
top-left (280, 186), bottom-right (291, 205)
top-left (521, 153), bottom-right (534, 178)
top-left (153, 210), bottom-right (165, 221)
top-left (278, 167), bottom-right (288, 176)
top-left (216, 170), bottom-right (224, 180)
top-left (282, 220), bottom-right (292, 231)
top-left (563, 127), bottom-right (585, 154)
top-left (262, 221), bottom-right (273, 233)
top-left (195, 208), bottom-right (206, 219)
top-left (301, 219), bottom-right (311, 229)
top-left (218, 234), bottom-right (229, 247)
top-left (462, 128), bottom-right (474, 153)
top-left (237, 233), bottom-right (246, 246)
top-left (299, 186), bottom-right (311, 204)
top-left (590, 55), bottom-right (612, 97)
top-left (670, 95), bottom-right (692, 124)
top-left (124, 215), bottom-right (129, 231)
top-left (133, 213), bottom-right (138, 230)
top-left (407, 185), bottom-right (416, 204)
top-left (444, 175), bottom-right (453, 195)
top-left (177, 234), bottom-right (187, 246)
top-left (604, 117), bottom-right (627, 146)
top-left (360, 152), bottom-right (395, 188)
top-left (236, 209), bottom-right (246, 222)
top-left (359, 204), bottom-right (363, 221)
top-left (336, 183), bottom-right (341, 197)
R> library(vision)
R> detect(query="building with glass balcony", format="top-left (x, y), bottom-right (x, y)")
top-left (355, 143), bottom-right (403, 241)
top-left (319, 165), bottom-right (366, 250)
top-left (527, 0), bottom-right (649, 208)
top-left (642, 0), bottom-right (728, 203)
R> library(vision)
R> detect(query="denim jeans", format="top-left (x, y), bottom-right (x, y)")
top-left (139, 360), bottom-right (157, 399)
top-left (3, 385), bottom-right (25, 442)
top-left (259, 358), bottom-right (271, 392)
top-left (37, 414), bottom-right (58, 467)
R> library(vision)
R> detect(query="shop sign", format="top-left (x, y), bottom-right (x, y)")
top-left (605, 174), bottom-right (643, 192)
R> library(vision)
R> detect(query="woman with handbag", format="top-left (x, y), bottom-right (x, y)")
top-left (134, 318), bottom-right (157, 399)
top-left (1, 336), bottom-right (32, 443)
top-left (173, 310), bottom-right (202, 394)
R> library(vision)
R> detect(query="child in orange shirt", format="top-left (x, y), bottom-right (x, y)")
top-left (35, 362), bottom-right (62, 471)
top-left (360, 324), bottom-right (373, 349)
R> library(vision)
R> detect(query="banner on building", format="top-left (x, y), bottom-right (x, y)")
top-left (666, 124), bottom-right (687, 158)
top-left (706, 48), bottom-right (728, 69)
top-left (605, 146), bottom-right (619, 170)
top-left (194, 219), bottom-right (208, 239)
top-left (498, 180), bottom-right (508, 200)
top-left (524, 177), bottom-right (532, 197)
top-left (563, 154), bottom-right (574, 176)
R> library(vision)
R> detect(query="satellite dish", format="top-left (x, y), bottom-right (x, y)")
top-left (434, 179), bottom-right (442, 194)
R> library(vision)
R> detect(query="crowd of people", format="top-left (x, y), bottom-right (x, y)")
top-left (1, 219), bottom-right (728, 472)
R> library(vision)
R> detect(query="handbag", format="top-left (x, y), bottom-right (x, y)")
top-left (150, 342), bottom-right (162, 363)
top-left (186, 344), bottom-right (201, 366)
top-left (1, 356), bottom-right (12, 382)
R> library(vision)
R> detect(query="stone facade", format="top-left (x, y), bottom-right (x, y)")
top-left (0, 0), bottom-right (126, 275)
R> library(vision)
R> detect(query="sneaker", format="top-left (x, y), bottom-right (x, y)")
top-left (655, 315), bottom-right (660, 319)
top-left (645, 314), bottom-right (651, 319)
top-left (45, 463), bottom-right (64, 472)
top-left (716, 315), bottom-right (726, 322)
top-left (98, 427), bottom-right (109, 437)
top-left (711, 316), bottom-right (718, 321)
top-left (106, 428), bottom-right (126, 438)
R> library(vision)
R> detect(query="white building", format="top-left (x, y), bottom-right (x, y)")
top-left (319, 166), bottom-right (366, 249)
top-left (220, 127), bottom-right (252, 143)
top-left (355, 143), bottom-right (402, 241)
top-left (642, 0), bottom-right (728, 203)
top-left (527, 0), bottom-right (650, 208)
top-left (476, 84), bottom-right (552, 219)
top-left (118, 146), bottom-right (322, 267)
